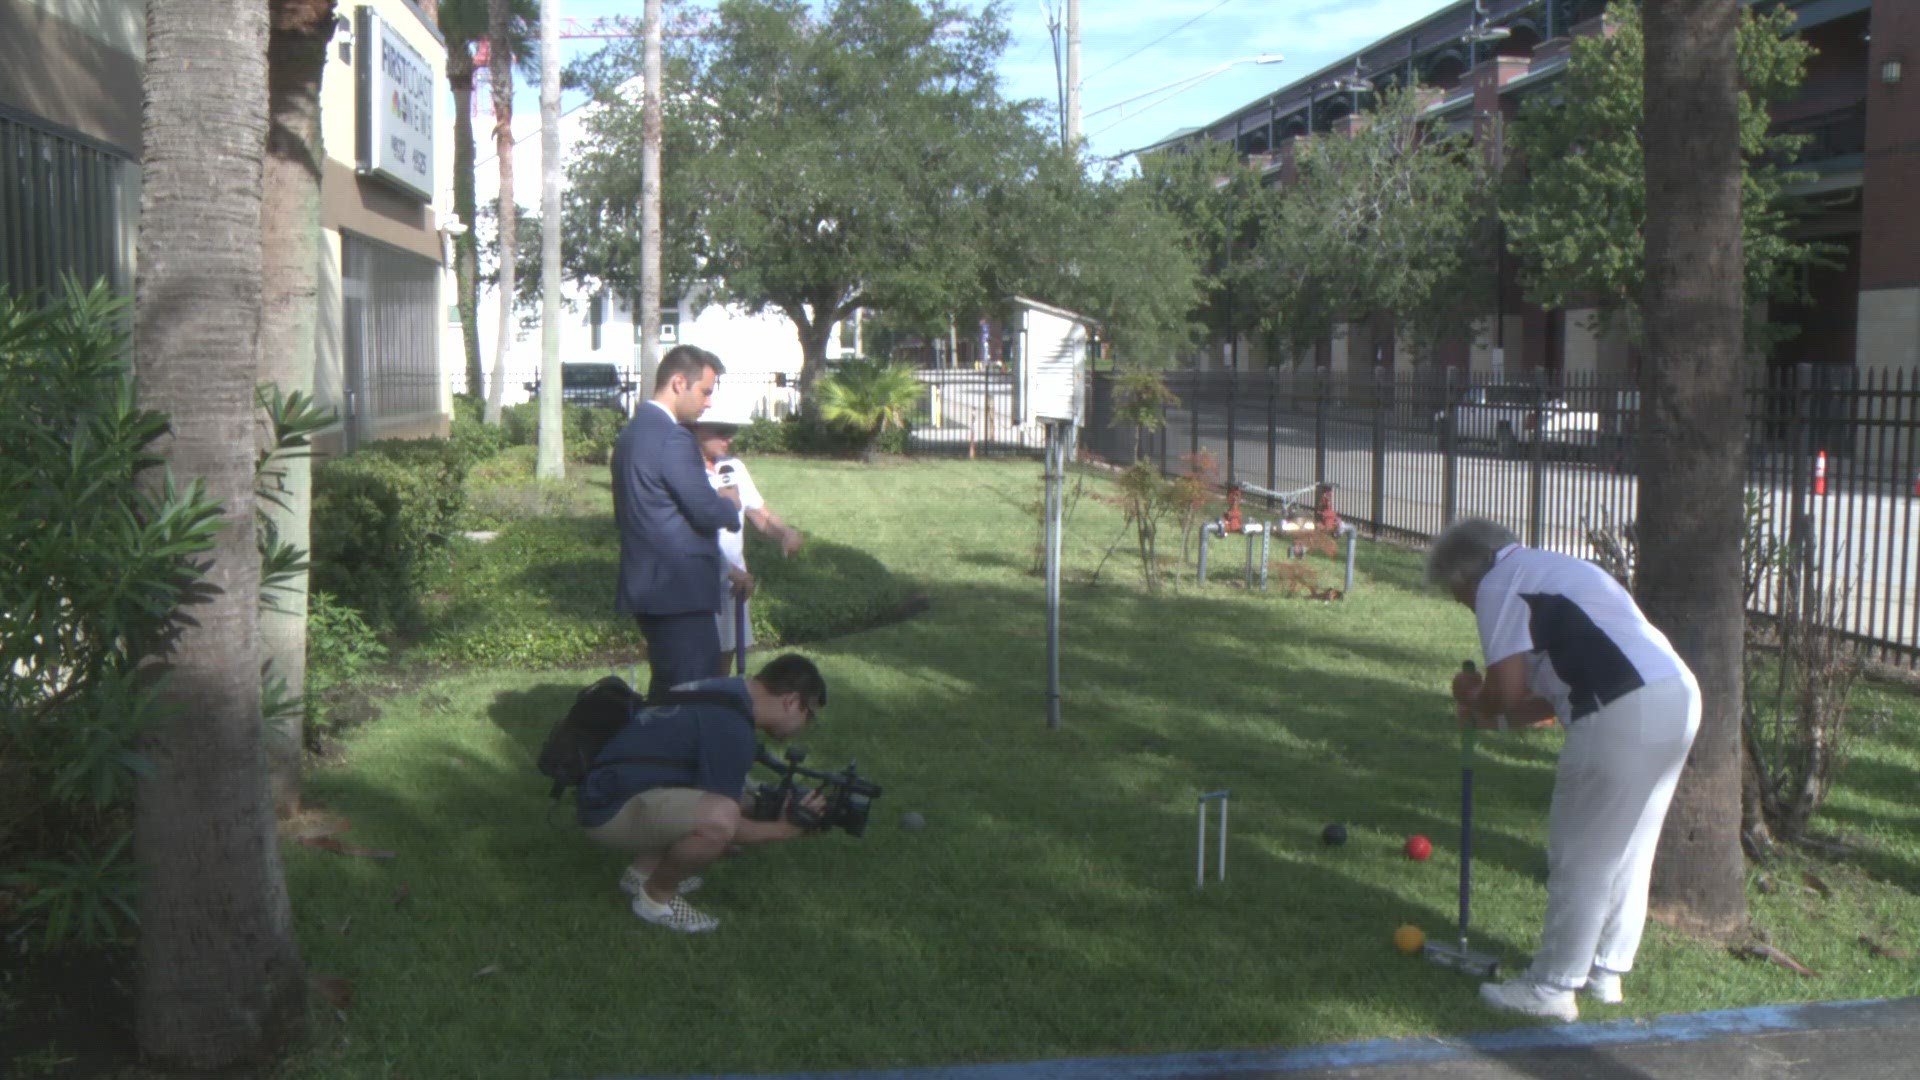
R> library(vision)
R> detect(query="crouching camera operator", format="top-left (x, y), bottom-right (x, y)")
top-left (576, 653), bottom-right (830, 934)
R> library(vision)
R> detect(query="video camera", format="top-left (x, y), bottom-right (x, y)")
top-left (746, 745), bottom-right (883, 837)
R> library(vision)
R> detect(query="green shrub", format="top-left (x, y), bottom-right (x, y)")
top-left (0, 282), bottom-right (222, 949)
top-left (732, 413), bottom-right (911, 457)
top-left (449, 410), bottom-right (511, 470)
top-left (730, 416), bottom-right (793, 454)
top-left (564, 404), bottom-right (626, 465)
top-left (310, 439), bottom-right (470, 629)
top-left (305, 590), bottom-right (389, 747)
top-left (502, 401), bottom-right (540, 446)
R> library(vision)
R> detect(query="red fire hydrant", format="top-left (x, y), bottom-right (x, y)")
top-left (1222, 483), bottom-right (1244, 534)
top-left (1314, 483), bottom-right (1341, 534)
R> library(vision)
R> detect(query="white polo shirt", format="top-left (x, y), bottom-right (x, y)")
top-left (1475, 544), bottom-right (1687, 721)
top-left (706, 455), bottom-right (765, 572)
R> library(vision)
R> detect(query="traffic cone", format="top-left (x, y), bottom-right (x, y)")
top-left (1813, 450), bottom-right (1827, 497)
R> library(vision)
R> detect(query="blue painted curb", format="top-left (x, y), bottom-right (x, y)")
top-left (608, 997), bottom-right (1912, 1080)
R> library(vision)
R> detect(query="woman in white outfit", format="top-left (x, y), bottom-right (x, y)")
top-left (694, 416), bottom-right (804, 674)
top-left (1427, 517), bottom-right (1701, 1022)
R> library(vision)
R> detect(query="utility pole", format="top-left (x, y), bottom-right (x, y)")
top-left (639, 0), bottom-right (664, 397)
top-left (1064, 0), bottom-right (1081, 149)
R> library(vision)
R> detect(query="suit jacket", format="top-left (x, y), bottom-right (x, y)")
top-left (611, 401), bottom-right (742, 616)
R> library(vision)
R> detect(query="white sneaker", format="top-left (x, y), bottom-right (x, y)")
top-left (631, 892), bottom-right (719, 934)
top-left (618, 867), bottom-right (702, 896)
top-left (1479, 977), bottom-right (1580, 1022)
top-left (1583, 967), bottom-right (1624, 1004)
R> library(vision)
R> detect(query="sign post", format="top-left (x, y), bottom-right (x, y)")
top-left (1012, 298), bottom-right (1092, 730)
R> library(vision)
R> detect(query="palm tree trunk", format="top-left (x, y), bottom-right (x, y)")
top-left (260, 0), bottom-right (336, 820)
top-left (638, 0), bottom-right (665, 395)
top-left (535, 0), bottom-right (566, 478)
top-left (135, 0), bottom-right (307, 1066)
top-left (484, 0), bottom-right (518, 425)
top-left (1638, 0), bottom-right (1749, 940)
top-left (450, 44), bottom-right (485, 401)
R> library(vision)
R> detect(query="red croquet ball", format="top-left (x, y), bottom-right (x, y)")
top-left (1405, 835), bottom-right (1433, 861)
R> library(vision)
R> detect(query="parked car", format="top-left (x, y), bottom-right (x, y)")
top-left (525, 362), bottom-right (635, 414)
top-left (1433, 383), bottom-right (1602, 455)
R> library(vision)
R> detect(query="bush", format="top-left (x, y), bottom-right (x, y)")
top-left (565, 404), bottom-right (626, 465)
top-left (305, 591), bottom-right (389, 748)
top-left (310, 439), bottom-right (470, 629)
top-left (449, 410), bottom-right (511, 471)
top-left (0, 282), bottom-right (222, 949)
top-left (731, 412), bottom-right (912, 457)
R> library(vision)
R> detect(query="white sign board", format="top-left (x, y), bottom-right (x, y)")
top-left (1016, 300), bottom-right (1090, 424)
top-left (355, 8), bottom-right (436, 202)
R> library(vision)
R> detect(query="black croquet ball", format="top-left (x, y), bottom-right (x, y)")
top-left (1321, 823), bottom-right (1348, 846)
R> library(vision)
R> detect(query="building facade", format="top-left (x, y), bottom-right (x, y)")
top-left (317, 0), bottom-right (455, 452)
top-left (1166, 0), bottom-right (1907, 385)
top-left (0, 0), bottom-right (143, 301)
top-left (2, 0), bottom-right (455, 454)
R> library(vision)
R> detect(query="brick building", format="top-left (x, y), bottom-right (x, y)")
top-left (1158, 0), bottom-right (1908, 385)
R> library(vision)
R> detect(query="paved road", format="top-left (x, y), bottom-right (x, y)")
top-left (626, 997), bottom-right (1920, 1080)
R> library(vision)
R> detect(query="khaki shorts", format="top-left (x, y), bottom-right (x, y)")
top-left (583, 787), bottom-right (710, 859)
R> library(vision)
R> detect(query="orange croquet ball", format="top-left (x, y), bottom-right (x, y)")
top-left (1405, 834), bottom-right (1433, 861)
top-left (1394, 925), bottom-right (1426, 954)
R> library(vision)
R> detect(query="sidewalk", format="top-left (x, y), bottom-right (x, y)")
top-left (639, 997), bottom-right (1920, 1080)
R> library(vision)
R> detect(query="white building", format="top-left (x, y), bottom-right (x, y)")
top-left (456, 80), bottom-right (861, 419)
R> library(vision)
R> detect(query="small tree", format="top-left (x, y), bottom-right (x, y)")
top-left (1110, 368), bottom-right (1178, 460)
top-left (1252, 86), bottom-right (1493, 363)
top-left (1115, 462), bottom-right (1176, 593)
top-left (815, 359), bottom-right (924, 462)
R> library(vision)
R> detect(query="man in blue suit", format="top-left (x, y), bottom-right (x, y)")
top-left (612, 345), bottom-right (743, 698)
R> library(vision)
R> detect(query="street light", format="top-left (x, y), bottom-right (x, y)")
top-left (1085, 53), bottom-right (1286, 139)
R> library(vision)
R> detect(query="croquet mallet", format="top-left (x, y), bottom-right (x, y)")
top-left (733, 595), bottom-right (749, 676)
top-left (1424, 659), bottom-right (1502, 978)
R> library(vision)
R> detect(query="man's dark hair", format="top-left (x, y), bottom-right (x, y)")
top-left (755, 653), bottom-right (827, 709)
top-left (654, 344), bottom-right (724, 392)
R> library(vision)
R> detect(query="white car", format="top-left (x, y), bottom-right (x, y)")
top-left (1434, 384), bottom-right (1602, 455)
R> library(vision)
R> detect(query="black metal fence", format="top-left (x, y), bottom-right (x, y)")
top-left (1075, 365), bottom-right (1920, 668)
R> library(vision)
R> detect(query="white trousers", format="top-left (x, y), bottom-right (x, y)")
top-left (1529, 671), bottom-right (1701, 989)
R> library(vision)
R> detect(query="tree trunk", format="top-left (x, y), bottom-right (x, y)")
top-left (135, 1), bottom-right (307, 1067)
top-left (638, 0), bottom-right (664, 396)
top-left (794, 304), bottom-right (840, 400)
top-left (484, 0), bottom-right (518, 425)
top-left (259, 0), bottom-right (336, 820)
top-left (450, 44), bottom-right (485, 402)
top-left (535, 0), bottom-right (565, 477)
top-left (1637, 0), bottom-right (1749, 941)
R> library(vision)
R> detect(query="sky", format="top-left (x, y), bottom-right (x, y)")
top-left (505, 0), bottom-right (1461, 162)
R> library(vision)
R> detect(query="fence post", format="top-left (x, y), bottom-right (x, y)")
top-left (1314, 367), bottom-right (1329, 487)
top-left (1226, 366), bottom-right (1239, 484)
top-left (1789, 362), bottom-right (1815, 621)
top-left (1527, 373), bottom-right (1546, 548)
top-left (1191, 372), bottom-right (1202, 462)
top-left (1442, 365), bottom-right (1459, 526)
top-left (1371, 366), bottom-right (1388, 536)
top-left (1266, 368), bottom-right (1278, 510)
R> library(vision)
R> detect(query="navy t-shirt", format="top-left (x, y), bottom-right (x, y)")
top-left (574, 677), bottom-right (758, 828)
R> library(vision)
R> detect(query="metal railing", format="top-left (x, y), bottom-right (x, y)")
top-left (1081, 364), bottom-right (1920, 668)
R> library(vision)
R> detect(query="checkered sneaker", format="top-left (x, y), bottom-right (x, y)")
top-left (631, 893), bottom-right (719, 934)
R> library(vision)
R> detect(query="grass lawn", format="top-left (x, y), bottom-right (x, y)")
top-left (283, 454), bottom-right (1920, 1079)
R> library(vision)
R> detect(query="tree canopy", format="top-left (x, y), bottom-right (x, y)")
top-left (1501, 0), bottom-right (1822, 339)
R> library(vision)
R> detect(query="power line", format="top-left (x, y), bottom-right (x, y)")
top-left (1084, 0), bottom-right (1240, 83)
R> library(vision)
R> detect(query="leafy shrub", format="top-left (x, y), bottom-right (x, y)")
top-left (729, 416), bottom-right (793, 454)
top-left (305, 591), bottom-right (388, 748)
top-left (449, 409), bottom-right (512, 471)
top-left (815, 359), bottom-right (923, 460)
top-left (501, 401), bottom-right (540, 446)
top-left (734, 412), bottom-right (911, 457)
top-left (565, 404), bottom-right (626, 465)
top-left (0, 282), bottom-right (222, 949)
top-left (310, 439), bottom-right (470, 629)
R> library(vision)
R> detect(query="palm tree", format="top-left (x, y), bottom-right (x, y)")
top-left (486, 0), bottom-right (523, 424)
top-left (535, 0), bottom-right (566, 478)
top-left (441, 0), bottom-right (537, 407)
top-left (259, 0), bottom-right (338, 819)
top-left (135, 0), bottom-right (307, 1066)
top-left (1638, 0), bottom-right (1749, 938)
top-left (816, 358), bottom-right (924, 462)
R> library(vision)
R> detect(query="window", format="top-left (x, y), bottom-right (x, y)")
top-left (342, 233), bottom-right (439, 447)
top-left (1, 110), bottom-right (136, 302)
